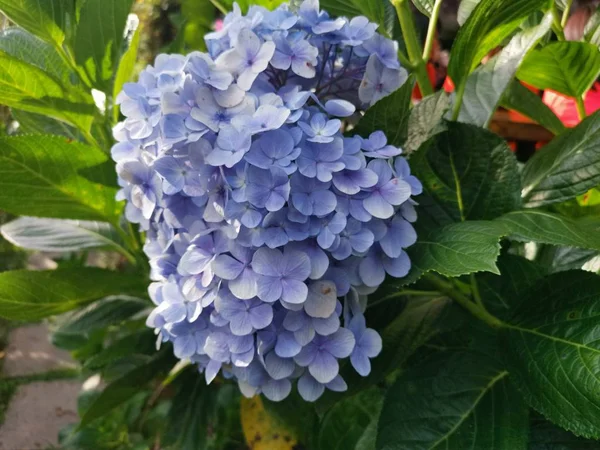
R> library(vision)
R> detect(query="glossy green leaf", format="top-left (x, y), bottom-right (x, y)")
top-left (584, 8), bottom-right (600, 47)
top-left (0, 268), bottom-right (147, 321)
top-left (521, 110), bottom-right (600, 207)
top-left (84, 329), bottom-right (155, 371)
top-left (0, 53), bottom-right (95, 131)
top-left (409, 221), bottom-right (507, 278)
top-left (478, 254), bottom-right (547, 319)
top-left (457, 0), bottom-right (480, 25)
top-left (497, 210), bottom-right (600, 251)
top-left (57, 297), bottom-right (147, 334)
top-left (517, 42), bottom-right (600, 98)
top-left (0, 135), bottom-right (120, 223)
top-left (73, 0), bottom-right (134, 90)
top-left (113, 28), bottom-right (140, 123)
top-left (504, 271), bottom-right (600, 439)
top-left (411, 0), bottom-right (435, 17)
top-left (404, 91), bottom-right (450, 155)
top-left (549, 246), bottom-right (599, 273)
top-left (500, 79), bottom-right (566, 136)
top-left (0, 217), bottom-right (129, 256)
top-left (0, 0), bottom-right (74, 46)
top-left (0, 28), bottom-right (72, 85)
top-left (459, 13), bottom-right (553, 127)
top-left (448, 0), bottom-right (550, 91)
top-left (318, 389), bottom-right (383, 450)
top-left (80, 350), bottom-right (174, 427)
top-left (529, 414), bottom-right (600, 449)
top-left (353, 76), bottom-right (414, 147)
top-left (377, 351), bottom-right (527, 450)
top-left (411, 122), bottom-right (521, 227)
top-left (12, 109), bottom-right (81, 139)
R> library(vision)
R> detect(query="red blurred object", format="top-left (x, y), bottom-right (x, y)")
top-left (542, 83), bottom-right (600, 127)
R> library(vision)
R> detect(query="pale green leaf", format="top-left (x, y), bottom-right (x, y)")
top-left (517, 42), bottom-right (600, 98)
top-left (0, 135), bottom-right (121, 223)
top-left (0, 268), bottom-right (147, 321)
top-left (411, 0), bottom-right (435, 17)
top-left (404, 91), bottom-right (450, 155)
top-left (522, 110), bottom-right (600, 207)
top-left (459, 13), bottom-right (553, 127)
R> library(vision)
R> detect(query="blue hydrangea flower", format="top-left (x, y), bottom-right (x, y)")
top-left (113, 0), bottom-right (419, 403)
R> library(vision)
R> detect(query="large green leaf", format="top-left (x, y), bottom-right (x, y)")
top-left (0, 217), bottom-right (129, 257)
top-left (404, 91), bottom-right (450, 156)
top-left (478, 254), bottom-right (547, 319)
top-left (411, 122), bottom-right (521, 226)
top-left (0, 135), bottom-right (120, 223)
top-left (517, 42), bottom-right (600, 98)
top-left (409, 221), bottom-right (507, 278)
top-left (459, 13), bottom-right (553, 127)
top-left (521, 110), bottom-right (600, 207)
top-left (318, 388), bottom-right (383, 450)
top-left (448, 0), bottom-right (550, 92)
top-left (500, 79), bottom-right (566, 136)
top-left (377, 351), bottom-right (528, 450)
top-left (0, 53), bottom-right (95, 131)
top-left (73, 0), bottom-right (134, 91)
top-left (0, 268), bottom-right (147, 321)
top-left (352, 76), bottom-right (414, 147)
top-left (112, 28), bottom-right (140, 123)
top-left (0, 0), bottom-right (74, 46)
top-left (0, 28), bottom-right (72, 85)
top-left (496, 210), bottom-right (600, 251)
top-left (503, 271), bottom-right (600, 439)
top-left (79, 350), bottom-right (174, 427)
top-left (12, 109), bottom-right (82, 139)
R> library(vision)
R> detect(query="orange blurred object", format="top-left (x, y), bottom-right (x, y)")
top-left (542, 83), bottom-right (600, 127)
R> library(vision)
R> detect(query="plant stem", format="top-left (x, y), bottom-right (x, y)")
top-left (451, 81), bottom-right (466, 121)
top-left (561, 0), bottom-right (574, 29)
top-left (392, 0), bottom-right (434, 97)
top-left (424, 273), bottom-right (505, 328)
top-left (552, 4), bottom-right (566, 40)
top-left (576, 95), bottom-right (587, 121)
top-left (422, 0), bottom-right (443, 61)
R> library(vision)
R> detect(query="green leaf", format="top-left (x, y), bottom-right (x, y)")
top-left (113, 28), bottom-right (140, 123)
top-left (529, 414), bottom-right (600, 449)
top-left (84, 329), bottom-right (156, 371)
top-left (319, 296), bottom-right (459, 409)
top-left (503, 271), bottom-right (600, 439)
top-left (500, 79), bottom-right (566, 136)
top-left (517, 42), bottom-right (600, 98)
top-left (411, 122), bottom-right (521, 226)
top-left (0, 28), bottom-right (72, 85)
top-left (164, 369), bottom-right (222, 450)
top-left (318, 388), bottom-right (383, 450)
top-left (57, 297), bottom-right (147, 334)
top-left (457, 0), bottom-right (481, 25)
top-left (448, 0), bottom-right (551, 92)
top-left (377, 351), bottom-right (527, 450)
top-left (459, 13), bottom-right (553, 127)
top-left (73, 0), bottom-right (134, 91)
top-left (521, 110), bottom-right (600, 207)
top-left (12, 109), bottom-right (81, 139)
top-left (496, 210), bottom-right (600, 251)
top-left (80, 350), bottom-right (174, 427)
top-left (548, 246), bottom-right (599, 273)
top-left (404, 91), bottom-right (450, 156)
top-left (410, 0), bottom-right (435, 17)
top-left (0, 135), bottom-right (121, 223)
top-left (0, 53), bottom-right (95, 131)
top-left (0, 0), bottom-right (74, 46)
top-left (409, 221), bottom-right (506, 278)
top-left (584, 7), bottom-right (600, 47)
top-left (0, 217), bottom-right (130, 257)
top-left (353, 76), bottom-right (414, 147)
top-left (478, 254), bottom-right (547, 319)
top-left (0, 268), bottom-right (147, 321)
top-left (319, 0), bottom-right (386, 29)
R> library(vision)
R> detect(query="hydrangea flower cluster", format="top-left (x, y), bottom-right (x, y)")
top-left (112, 0), bottom-right (421, 402)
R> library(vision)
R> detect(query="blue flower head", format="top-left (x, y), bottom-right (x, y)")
top-left (113, 0), bottom-right (418, 402)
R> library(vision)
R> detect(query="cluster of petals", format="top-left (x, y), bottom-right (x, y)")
top-left (112, 0), bottom-right (420, 402)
